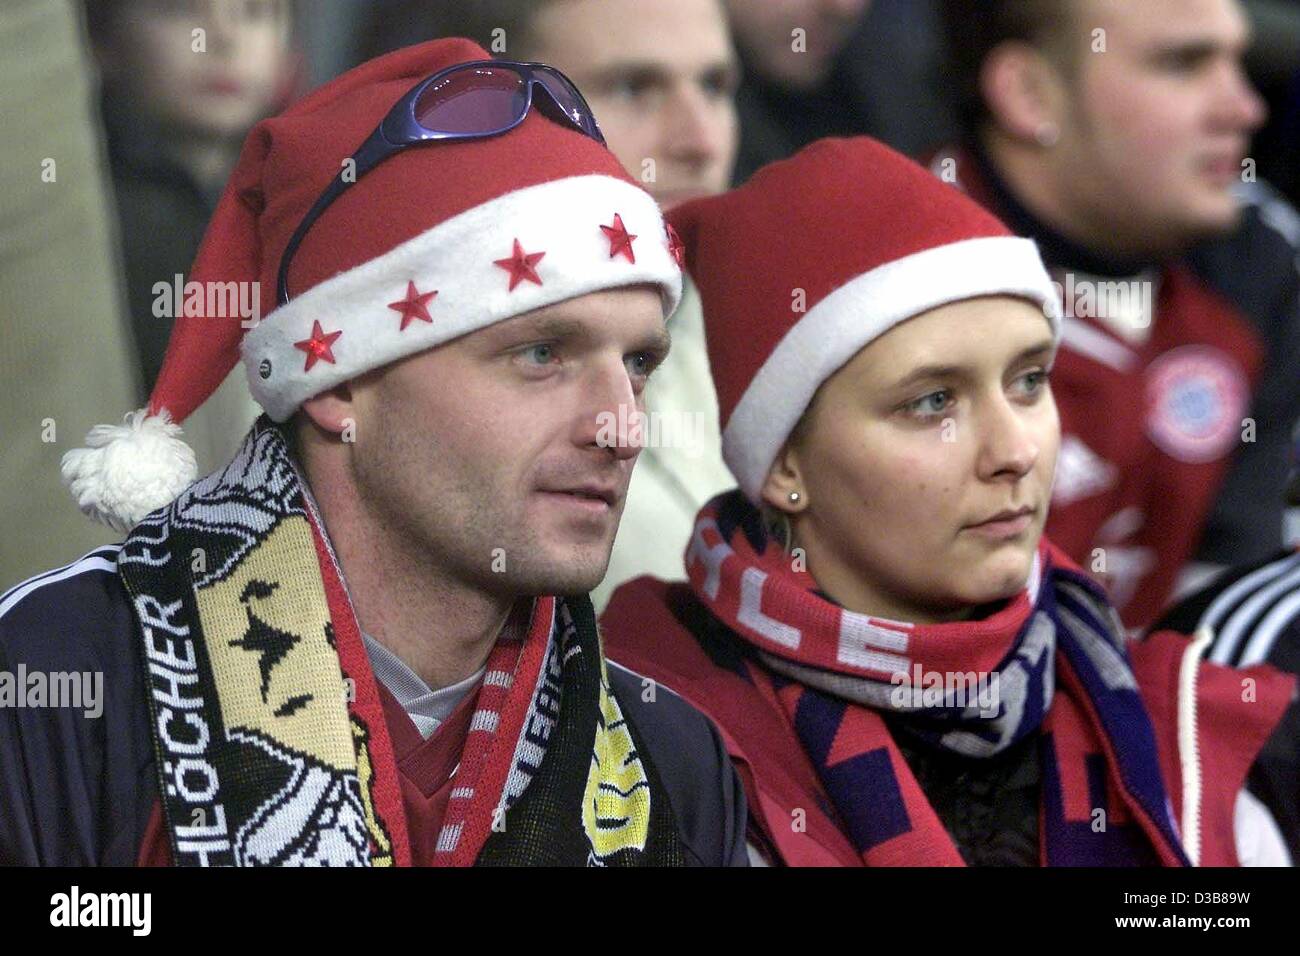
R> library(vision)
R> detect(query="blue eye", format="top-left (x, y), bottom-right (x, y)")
top-left (1015, 368), bottom-right (1050, 397)
top-left (906, 390), bottom-right (952, 418)
top-left (523, 344), bottom-right (555, 365)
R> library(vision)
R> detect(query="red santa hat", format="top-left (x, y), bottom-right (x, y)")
top-left (63, 38), bottom-right (682, 532)
top-left (668, 136), bottom-right (1062, 503)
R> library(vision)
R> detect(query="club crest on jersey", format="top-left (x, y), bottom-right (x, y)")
top-left (1144, 345), bottom-right (1247, 463)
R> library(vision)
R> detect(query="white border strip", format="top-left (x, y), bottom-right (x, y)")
top-left (244, 174), bottom-right (681, 421)
top-left (0, 546), bottom-right (121, 620)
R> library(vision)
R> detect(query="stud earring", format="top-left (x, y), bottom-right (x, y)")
top-left (788, 490), bottom-right (801, 504)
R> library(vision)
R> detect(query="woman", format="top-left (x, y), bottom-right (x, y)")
top-left (600, 137), bottom-right (1294, 866)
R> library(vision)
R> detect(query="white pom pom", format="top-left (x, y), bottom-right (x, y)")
top-left (61, 408), bottom-right (198, 534)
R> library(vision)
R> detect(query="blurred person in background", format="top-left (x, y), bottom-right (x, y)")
top-left (725, 0), bottom-right (870, 181)
top-left (0, 0), bottom-right (142, 589)
top-left (364, 0), bottom-right (741, 611)
top-left (86, 0), bottom-right (298, 470)
top-left (1234, 0), bottom-right (1300, 208)
top-left (723, 0), bottom-right (958, 180)
top-left (934, 0), bottom-right (1300, 631)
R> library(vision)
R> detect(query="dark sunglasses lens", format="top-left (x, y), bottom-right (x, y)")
top-left (534, 70), bottom-right (602, 140)
top-left (413, 67), bottom-right (527, 134)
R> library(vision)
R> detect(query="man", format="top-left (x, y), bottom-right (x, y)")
top-left (0, 39), bottom-right (747, 866)
top-left (936, 0), bottom-right (1300, 630)
top-left (365, 0), bottom-right (741, 610)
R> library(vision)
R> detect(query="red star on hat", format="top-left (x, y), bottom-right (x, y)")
top-left (666, 223), bottom-right (685, 269)
top-left (494, 238), bottom-right (546, 291)
top-left (600, 213), bottom-right (637, 263)
top-left (294, 320), bottom-right (343, 371)
top-left (387, 280), bottom-right (437, 330)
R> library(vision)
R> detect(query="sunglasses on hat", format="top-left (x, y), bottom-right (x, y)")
top-left (276, 59), bottom-right (605, 306)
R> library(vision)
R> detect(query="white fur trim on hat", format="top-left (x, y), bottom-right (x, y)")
top-left (244, 174), bottom-right (682, 421)
top-left (723, 235), bottom-right (1062, 502)
top-left (61, 409), bottom-right (199, 534)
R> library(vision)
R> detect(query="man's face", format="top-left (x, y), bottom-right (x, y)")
top-left (1053, 0), bottom-right (1266, 249)
top-left (527, 0), bottom-right (740, 208)
top-left (106, 0), bottom-right (293, 139)
top-left (776, 297), bottom-right (1059, 622)
top-left (724, 0), bottom-right (870, 91)
top-left (346, 286), bottom-right (669, 599)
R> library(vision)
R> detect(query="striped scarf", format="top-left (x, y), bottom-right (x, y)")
top-left (117, 416), bottom-right (682, 866)
top-left (687, 491), bottom-right (1190, 865)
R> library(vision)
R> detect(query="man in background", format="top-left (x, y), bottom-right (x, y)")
top-left (936, 0), bottom-right (1300, 630)
top-left (722, 0), bottom-right (962, 179)
top-left (725, 0), bottom-right (870, 181)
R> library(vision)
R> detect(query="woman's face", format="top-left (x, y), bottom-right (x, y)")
top-left (765, 295), bottom-right (1059, 623)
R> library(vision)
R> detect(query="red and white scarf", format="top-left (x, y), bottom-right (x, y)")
top-left (682, 491), bottom-right (1189, 865)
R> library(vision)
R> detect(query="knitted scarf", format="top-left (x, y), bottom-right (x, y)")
top-left (117, 416), bottom-right (683, 866)
top-left (687, 491), bottom-right (1190, 866)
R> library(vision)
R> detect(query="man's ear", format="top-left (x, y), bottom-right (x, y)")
top-left (979, 41), bottom-right (1069, 144)
top-left (759, 439), bottom-right (809, 516)
top-left (299, 382), bottom-right (356, 437)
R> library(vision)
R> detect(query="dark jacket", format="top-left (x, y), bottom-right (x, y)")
top-left (0, 546), bottom-right (748, 866)
top-left (1184, 183), bottom-right (1300, 567)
